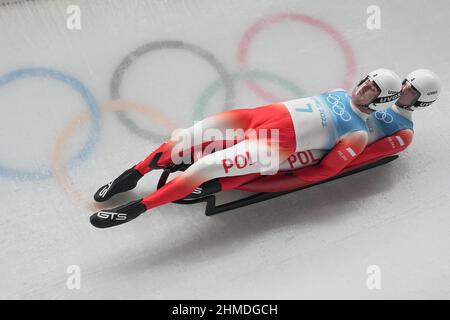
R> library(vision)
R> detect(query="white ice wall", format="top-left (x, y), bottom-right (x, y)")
top-left (0, 0), bottom-right (449, 299)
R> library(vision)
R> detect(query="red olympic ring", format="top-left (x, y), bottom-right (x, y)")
top-left (237, 12), bottom-right (357, 102)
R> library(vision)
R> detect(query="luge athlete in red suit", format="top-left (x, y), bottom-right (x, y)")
top-left (209, 69), bottom-right (441, 194)
top-left (91, 69), bottom-right (402, 228)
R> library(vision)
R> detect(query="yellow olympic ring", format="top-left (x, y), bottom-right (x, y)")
top-left (51, 100), bottom-right (177, 211)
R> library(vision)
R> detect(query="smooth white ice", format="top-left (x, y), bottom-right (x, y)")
top-left (0, 0), bottom-right (449, 299)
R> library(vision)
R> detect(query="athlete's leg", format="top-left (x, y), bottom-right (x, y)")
top-left (134, 108), bottom-right (254, 173)
top-left (90, 139), bottom-right (292, 228)
top-left (141, 139), bottom-right (280, 209)
top-left (93, 108), bottom-right (254, 202)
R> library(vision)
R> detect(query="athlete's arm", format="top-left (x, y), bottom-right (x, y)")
top-left (348, 129), bottom-right (413, 167)
top-left (237, 131), bottom-right (368, 190)
top-left (236, 129), bottom-right (412, 192)
top-left (292, 130), bottom-right (368, 182)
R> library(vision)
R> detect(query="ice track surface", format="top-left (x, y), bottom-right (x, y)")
top-left (0, 0), bottom-right (449, 299)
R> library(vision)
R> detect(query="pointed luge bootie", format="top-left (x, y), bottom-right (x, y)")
top-left (93, 167), bottom-right (143, 202)
top-left (90, 199), bottom-right (147, 228)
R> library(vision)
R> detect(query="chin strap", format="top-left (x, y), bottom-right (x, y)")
top-left (401, 105), bottom-right (415, 112)
top-left (360, 104), bottom-right (377, 112)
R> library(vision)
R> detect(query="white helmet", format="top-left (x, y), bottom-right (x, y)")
top-left (352, 68), bottom-right (402, 111)
top-left (397, 69), bottom-right (441, 110)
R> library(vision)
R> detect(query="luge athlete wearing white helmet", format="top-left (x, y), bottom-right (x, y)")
top-left (90, 68), bottom-right (401, 228)
top-left (351, 68), bottom-right (402, 112)
top-left (352, 68), bottom-right (442, 166)
top-left (218, 69), bottom-right (441, 193)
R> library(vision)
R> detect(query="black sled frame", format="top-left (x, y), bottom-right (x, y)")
top-left (157, 155), bottom-right (398, 216)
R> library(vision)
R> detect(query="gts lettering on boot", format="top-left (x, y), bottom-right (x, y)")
top-left (93, 167), bottom-right (143, 202)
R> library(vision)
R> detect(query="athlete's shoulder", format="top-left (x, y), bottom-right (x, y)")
top-left (345, 129), bottom-right (369, 145)
top-left (390, 106), bottom-right (414, 124)
top-left (350, 129), bottom-right (369, 138)
top-left (329, 88), bottom-right (347, 93)
top-left (373, 106), bottom-right (414, 131)
top-left (320, 89), bottom-right (352, 104)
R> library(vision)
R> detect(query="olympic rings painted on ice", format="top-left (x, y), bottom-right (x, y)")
top-left (51, 100), bottom-right (176, 210)
top-left (326, 93), bottom-right (351, 122)
top-left (110, 40), bottom-right (235, 142)
top-left (1, 11), bottom-right (359, 212)
top-left (374, 110), bottom-right (394, 124)
top-left (192, 69), bottom-right (306, 120)
top-left (0, 67), bottom-right (101, 181)
top-left (237, 12), bottom-right (357, 103)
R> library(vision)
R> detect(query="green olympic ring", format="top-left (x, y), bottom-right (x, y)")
top-left (193, 70), bottom-right (307, 120)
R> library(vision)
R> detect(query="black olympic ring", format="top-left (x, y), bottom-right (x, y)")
top-left (110, 40), bottom-right (235, 142)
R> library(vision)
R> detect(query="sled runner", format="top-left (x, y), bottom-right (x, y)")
top-left (156, 155), bottom-right (399, 216)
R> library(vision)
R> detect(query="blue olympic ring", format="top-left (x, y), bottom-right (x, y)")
top-left (0, 68), bottom-right (101, 181)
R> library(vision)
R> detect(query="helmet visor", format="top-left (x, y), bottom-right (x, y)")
top-left (396, 80), bottom-right (421, 107)
top-left (351, 77), bottom-right (381, 106)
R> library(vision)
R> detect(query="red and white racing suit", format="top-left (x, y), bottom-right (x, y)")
top-left (218, 105), bottom-right (414, 193)
top-left (132, 89), bottom-right (368, 211)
